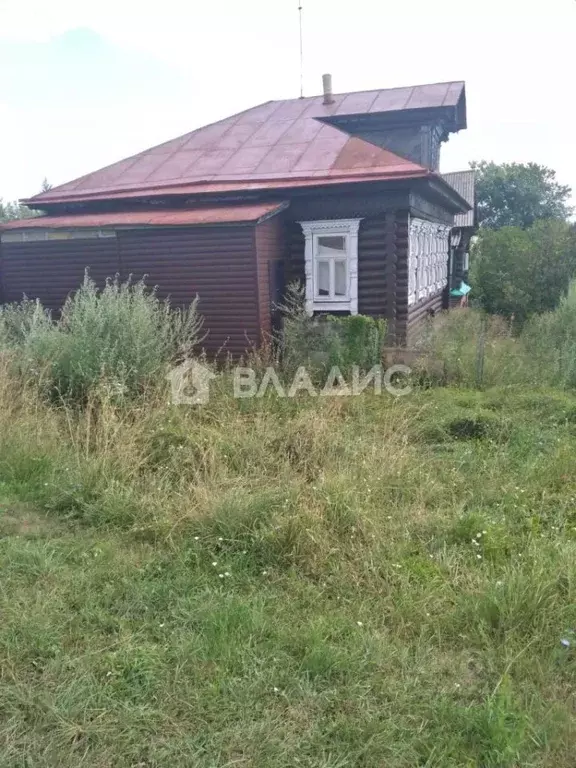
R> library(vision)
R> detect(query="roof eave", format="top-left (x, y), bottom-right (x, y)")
top-left (22, 170), bottom-right (431, 208)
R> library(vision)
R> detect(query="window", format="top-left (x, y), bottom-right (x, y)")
top-left (299, 219), bottom-right (362, 314)
top-left (408, 217), bottom-right (451, 305)
top-left (315, 235), bottom-right (348, 300)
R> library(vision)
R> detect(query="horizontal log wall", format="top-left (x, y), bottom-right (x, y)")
top-left (406, 290), bottom-right (444, 345)
top-left (286, 208), bottom-right (412, 345)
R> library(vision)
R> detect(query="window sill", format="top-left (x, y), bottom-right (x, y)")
top-left (308, 300), bottom-right (355, 315)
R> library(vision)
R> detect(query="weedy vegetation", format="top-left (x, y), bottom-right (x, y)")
top-left (0, 279), bottom-right (575, 766)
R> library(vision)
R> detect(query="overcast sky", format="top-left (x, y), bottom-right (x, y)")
top-left (1, 0), bottom-right (575, 202)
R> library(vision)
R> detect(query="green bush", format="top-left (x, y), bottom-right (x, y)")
top-left (279, 282), bottom-right (386, 377)
top-left (470, 220), bottom-right (576, 326)
top-left (0, 297), bottom-right (52, 348)
top-left (0, 272), bottom-right (204, 403)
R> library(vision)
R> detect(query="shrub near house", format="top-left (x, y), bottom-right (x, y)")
top-left (471, 220), bottom-right (576, 325)
top-left (0, 273), bottom-right (203, 403)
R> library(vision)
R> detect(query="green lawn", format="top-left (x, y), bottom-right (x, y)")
top-left (0, 379), bottom-right (575, 766)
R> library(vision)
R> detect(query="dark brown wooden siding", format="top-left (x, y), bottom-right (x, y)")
top-left (117, 226), bottom-right (259, 356)
top-left (0, 238), bottom-right (118, 309)
top-left (254, 215), bottom-right (285, 340)
top-left (0, 224), bottom-right (262, 357)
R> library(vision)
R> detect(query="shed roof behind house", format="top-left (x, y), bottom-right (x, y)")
top-left (443, 170), bottom-right (475, 227)
top-left (26, 81), bottom-right (466, 205)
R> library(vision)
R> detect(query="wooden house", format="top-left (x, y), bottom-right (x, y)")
top-left (0, 76), bottom-right (473, 354)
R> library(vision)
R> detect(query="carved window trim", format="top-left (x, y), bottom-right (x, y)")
top-left (408, 217), bottom-right (451, 305)
top-left (299, 219), bottom-right (362, 315)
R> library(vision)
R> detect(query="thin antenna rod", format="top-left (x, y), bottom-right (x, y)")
top-left (298, 2), bottom-right (304, 98)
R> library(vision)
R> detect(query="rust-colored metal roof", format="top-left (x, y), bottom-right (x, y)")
top-left (29, 165), bottom-right (431, 205)
top-left (26, 81), bottom-right (465, 205)
top-left (0, 203), bottom-right (287, 230)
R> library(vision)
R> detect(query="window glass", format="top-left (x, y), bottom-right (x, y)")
top-left (334, 260), bottom-right (347, 297)
top-left (317, 235), bottom-right (346, 256)
top-left (317, 260), bottom-right (330, 296)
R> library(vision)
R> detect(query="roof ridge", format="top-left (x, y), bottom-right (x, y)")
top-left (267, 79), bottom-right (465, 104)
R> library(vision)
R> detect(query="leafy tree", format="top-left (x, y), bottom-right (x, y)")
top-left (0, 179), bottom-right (51, 222)
top-left (470, 220), bottom-right (576, 325)
top-left (0, 199), bottom-right (35, 223)
top-left (472, 161), bottom-right (573, 229)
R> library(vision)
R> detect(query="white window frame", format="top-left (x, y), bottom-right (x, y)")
top-left (298, 218), bottom-right (362, 315)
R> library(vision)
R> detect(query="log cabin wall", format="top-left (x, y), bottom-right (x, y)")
top-left (284, 188), bottom-right (413, 344)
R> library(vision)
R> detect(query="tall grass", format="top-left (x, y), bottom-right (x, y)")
top-left (1, 273), bottom-right (576, 763)
top-left (0, 355), bottom-right (575, 765)
top-left (417, 282), bottom-right (576, 391)
top-left (522, 281), bottom-right (576, 389)
top-left (0, 273), bottom-right (203, 402)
